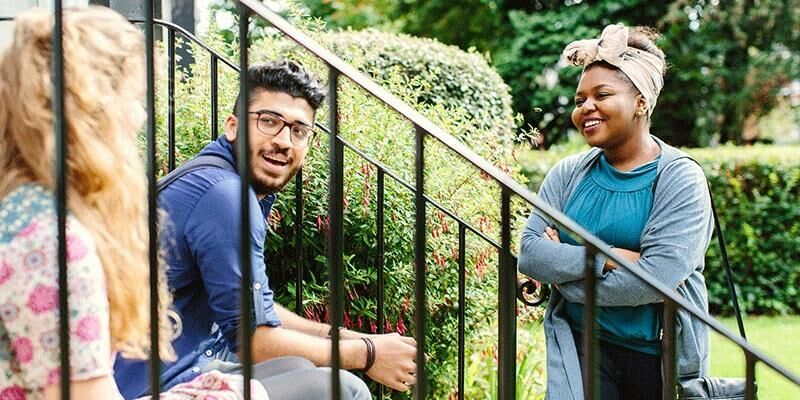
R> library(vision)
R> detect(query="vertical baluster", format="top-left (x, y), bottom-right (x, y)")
top-left (210, 55), bottom-right (219, 140)
top-left (376, 168), bottom-right (386, 399)
top-left (294, 170), bottom-right (304, 313)
top-left (377, 168), bottom-right (385, 337)
top-left (457, 223), bottom-right (466, 400)
top-left (167, 27), bottom-right (176, 172)
top-left (53, 1), bottom-right (70, 399)
top-left (236, 4), bottom-right (252, 399)
top-left (413, 126), bottom-right (427, 400)
top-left (144, 0), bottom-right (161, 397)
top-left (582, 246), bottom-right (599, 400)
top-left (745, 355), bottom-right (757, 400)
top-left (498, 188), bottom-right (516, 400)
top-left (662, 299), bottom-right (678, 400)
top-left (327, 67), bottom-right (343, 400)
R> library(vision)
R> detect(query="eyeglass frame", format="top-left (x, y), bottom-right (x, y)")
top-left (245, 109), bottom-right (317, 148)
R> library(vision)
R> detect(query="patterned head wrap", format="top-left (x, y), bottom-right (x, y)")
top-left (562, 24), bottom-right (664, 117)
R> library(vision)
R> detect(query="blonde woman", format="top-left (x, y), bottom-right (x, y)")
top-left (0, 7), bottom-right (267, 400)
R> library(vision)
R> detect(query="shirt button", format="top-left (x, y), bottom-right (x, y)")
top-left (191, 367), bottom-right (200, 373)
top-left (205, 349), bottom-right (213, 357)
top-left (253, 283), bottom-right (262, 290)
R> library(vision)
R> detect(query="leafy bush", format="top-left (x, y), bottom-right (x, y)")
top-left (151, 15), bottom-right (541, 398)
top-left (324, 29), bottom-right (519, 160)
top-left (518, 144), bottom-right (800, 315)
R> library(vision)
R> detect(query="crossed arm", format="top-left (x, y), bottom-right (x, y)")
top-left (518, 161), bottom-right (713, 307)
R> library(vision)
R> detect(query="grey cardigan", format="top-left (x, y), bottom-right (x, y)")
top-left (517, 137), bottom-right (713, 400)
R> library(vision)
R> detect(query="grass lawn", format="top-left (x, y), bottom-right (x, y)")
top-left (710, 315), bottom-right (800, 399)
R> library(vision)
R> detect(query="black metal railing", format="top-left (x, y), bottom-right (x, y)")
top-left (3, 0), bottom-right (800, 399)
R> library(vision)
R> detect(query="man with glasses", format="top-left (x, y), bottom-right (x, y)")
top-left (114, 61), bottom-right (418, 400)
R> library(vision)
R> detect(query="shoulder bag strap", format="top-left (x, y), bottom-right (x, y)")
top-left (157, 154), bottom-right (235, 193)
top-left (653, 157), bottom-right (747, 340)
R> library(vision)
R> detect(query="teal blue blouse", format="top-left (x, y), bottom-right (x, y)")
top-left (561, 153), bottom-right (662, 355)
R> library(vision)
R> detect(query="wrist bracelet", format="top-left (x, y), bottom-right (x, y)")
top-left (359, 337), bottom-right (376, 372)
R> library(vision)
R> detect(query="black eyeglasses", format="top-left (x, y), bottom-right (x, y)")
top-left (247, 110), bottom-right (316, 148)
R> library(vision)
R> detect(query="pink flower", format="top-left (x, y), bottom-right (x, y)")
top-left (12, 337), bottom-right (33, 364)
top-left (18, 222), bottom-right (37, 237)
top-left (27, 285), bottom-right (58, 314)
top-left (66, 235), bottom-right (88, 262)
top-left (47, 368), bottom-right (61, 385)
top-left (75, 316), bottom-right (100, 342)
top-left (0, 262), bottom-right (14, 285)
top-left (0, 385), bottom-right (25, 400)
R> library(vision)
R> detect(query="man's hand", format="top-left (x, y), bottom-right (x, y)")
top-left (365, 333), bottom-right (417, 392)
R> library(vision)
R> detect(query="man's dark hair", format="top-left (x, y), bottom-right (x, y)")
top-left (232, 60), bottom-right (326, 115)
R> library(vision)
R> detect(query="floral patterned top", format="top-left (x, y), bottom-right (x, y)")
top-left (0, 184), bottom-right (268, 400)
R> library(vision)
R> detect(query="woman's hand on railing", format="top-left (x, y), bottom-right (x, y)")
top-left (363, 333), bottom-right (418, 392)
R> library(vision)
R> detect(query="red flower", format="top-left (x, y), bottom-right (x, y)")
top-left (396, 318), bottom-right (407, 335)
top-left (27, 285), bottom-right (58, 314)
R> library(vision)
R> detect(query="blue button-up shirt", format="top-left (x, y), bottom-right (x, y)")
top-left (114, 136), bottom-right (282, 399)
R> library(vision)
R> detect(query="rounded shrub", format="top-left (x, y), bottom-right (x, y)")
top-left (324, 28), bottom-right (519, 162)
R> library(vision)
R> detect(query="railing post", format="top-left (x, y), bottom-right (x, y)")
top-left (745, 355), bottom-right (757, 400)
top-left (376, 168), bottom-right (385, 336)
top-left (498, 188), bottom-right (516, 400)
top-left (413, 125), bottom-right (427, 400)
top-left (53, 1), bottom-right (70, 399)
top-left (144, 0), bottom-right (162, 397)
top-left (457, 223), bottom-right (466, 400)
top-left (327, 67), bottom-right (343, 400)
top-left (294, 169), bottom-right (304, 313)
top-left (662, 299), bottom-right (678, 400)
top-left (210, 55), bottom-right (219, 140)
top-left (236, 4), bottom-right (253, 399)
top-left (582, 247), bottom-right (599, 400)
top-left (375, 168), bottom-right (386, 399)
top-left (167, 27), bottom-right (176, 172)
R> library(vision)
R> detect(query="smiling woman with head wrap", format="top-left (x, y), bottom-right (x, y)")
top-left (518, 25), bottom-right (713, 400)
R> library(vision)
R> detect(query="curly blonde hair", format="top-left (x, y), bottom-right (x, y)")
top-left (0, 6), bottom-right (174, 360)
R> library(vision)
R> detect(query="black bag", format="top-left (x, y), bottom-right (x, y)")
top-left (656, 158), bottom-right (756, 399)
top-left (678, 376), bottom-right (750, 400)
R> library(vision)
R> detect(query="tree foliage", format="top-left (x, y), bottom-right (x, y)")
top-left (299, 0), bottom-right (800, 147)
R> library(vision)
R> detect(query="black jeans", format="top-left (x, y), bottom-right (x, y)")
top-left (573, 331), bottom-right (662, 400)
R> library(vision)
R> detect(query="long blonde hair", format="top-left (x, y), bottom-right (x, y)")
top-left (0, 6), bottom-right (174, 360)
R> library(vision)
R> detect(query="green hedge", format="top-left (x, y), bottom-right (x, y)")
top-left (518, 144), bottom-right (800, 315)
